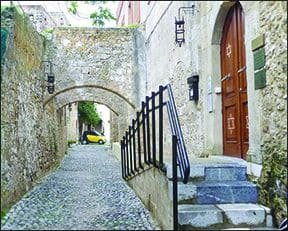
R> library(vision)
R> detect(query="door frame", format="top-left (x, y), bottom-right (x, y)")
top-left (220, 2), bottom-right (247, 159)
top-left (210, 1), bottom-right (250, 158)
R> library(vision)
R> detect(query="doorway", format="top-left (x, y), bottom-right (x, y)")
top-left (220, 2), bottom-right (248, 159)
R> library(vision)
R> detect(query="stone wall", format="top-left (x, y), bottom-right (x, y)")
top-left (45, 27), bottom-right (139, 107)
top-left (1, 7), bottom-right (66, 211)
top-left (127, 168), bottom-right (172, 230)
top-left (257, 1), bottom-right (287, 226)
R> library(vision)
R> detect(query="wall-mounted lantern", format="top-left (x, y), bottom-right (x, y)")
top-left (42, 60), bottom-right (55, 94)
top-left (175, 3), bottom-right (196, 47)
top-left (47, 74), bottom-right (55, 84)
top-left (187, 74), bottom-right (199, 101)
top-left (47, 85), bottom-right (55, 94)
top-left (175, 18), bottom-right (185, 47)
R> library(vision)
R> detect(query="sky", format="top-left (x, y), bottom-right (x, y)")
top-left (1, 1), bottom-right (118, 27)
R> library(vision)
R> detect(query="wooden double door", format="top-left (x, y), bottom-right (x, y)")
top-left (221, 2), bottom-right (248, 159)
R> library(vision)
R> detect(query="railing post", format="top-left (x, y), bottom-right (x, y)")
top-left (137, 112), bottom-right (143, 169)
top-left (125, 131), bottom-right (130, 176)
top-left (172, 135), bottom-right (178, 231)
top-left (151, 91), bottom-right (157, 167)
top-left (121, 140), bottom-right (124, 179)
top-left (122, 136), bottom-right (127, 178)
top-left (159, 85), bottom-right (164, 169)
top-left (132, 119), bottom-right (138, 172)
top-left (142, 102), bottom-right (148, 164)
top-left (129, 126), bottom-right (134, 174)
top-left (146, 96), bottom-right (152, 164)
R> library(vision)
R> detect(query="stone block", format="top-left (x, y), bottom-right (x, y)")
top-left (266, 215), bottom-right (273, 227)
top-left (205, 166), bottom-right (247, 181)
top-left (168, 181), bottom-right (197, 202)
top-left (166, 164), bottom-right (205, 181)
top-left (178, 204), bottom-right (223, 228)
top-left (217, 203), bottom-right (265, 226)
top-left (196, 181), bottom-right (258, 204)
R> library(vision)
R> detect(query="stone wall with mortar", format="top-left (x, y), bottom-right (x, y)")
top-left (256, 1), bottom-right (287, 226)
top-left (1, 7), bottom-right (66, 211)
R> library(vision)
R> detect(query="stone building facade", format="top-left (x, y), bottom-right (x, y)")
top-left (117, 0), bottom-right (287, 226)
top-left (20, 4), bottom-right (70, 33)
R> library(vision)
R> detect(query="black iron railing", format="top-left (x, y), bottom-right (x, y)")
top-left (120, 84), bottom-right (190, 230)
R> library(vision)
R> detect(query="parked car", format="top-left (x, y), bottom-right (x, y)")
top-left (81, 130), bottom-right (106, 144)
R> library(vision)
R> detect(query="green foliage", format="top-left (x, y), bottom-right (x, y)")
top-left (68, 140), bottom-right (77, 147)
top-left (1, 208), bottom-right (9, 221)
top-left (40, 28), bottom-right (54, 39)
top-left (257, 140), bottom-right (287, 226)
top-left (67, 1), bottom-right (115, 27)
top-left (1, 28), bottom-right (8, 61)
top-left (90, 6), bottom-right (116, 27)
top-left (78, 101), bottom-right (102, 127)
top-left (68, 1), bottom-right (78, 14)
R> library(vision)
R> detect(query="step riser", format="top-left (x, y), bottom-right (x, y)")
top-left (197, 185), bottom-right (258, 204)
top-left (178, 204), bottom-right (272, 230)
top-left (205, 166), bottom-right (247, 181)
top-left (167, 165), bottom-right (247, 182)
top-left (168, 182), bottom-right (258, 204)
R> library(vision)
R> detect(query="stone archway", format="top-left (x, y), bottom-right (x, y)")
top-left (43, 26), bottom-right (143, 110)
top-left (41, 26), bottom-right (144, 142)
top-left (52, 86), bottom-right (136, 142)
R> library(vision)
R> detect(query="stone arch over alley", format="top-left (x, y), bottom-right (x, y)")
top-left (50, 86), bottom-right (137, 142)
top-left (42, 26), bottom-right (146, 142)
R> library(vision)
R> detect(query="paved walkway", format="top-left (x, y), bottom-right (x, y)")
top-left (1, 145), bottom-right (159, 230)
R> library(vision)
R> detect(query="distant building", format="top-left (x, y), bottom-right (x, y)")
top-left (116, 1), bottom-right (141, 26)
top-left (20, 4), bottom-right (70, 32)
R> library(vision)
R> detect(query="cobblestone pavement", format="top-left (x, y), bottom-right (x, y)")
top-left (1, 145), bottom-right (159, 230)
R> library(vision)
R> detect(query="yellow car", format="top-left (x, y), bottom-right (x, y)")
top-left (81, 130), bottom-right (106, 144)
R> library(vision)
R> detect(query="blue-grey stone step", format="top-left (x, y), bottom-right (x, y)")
top-left (166, 156), bottom-right (247, 183)
top-left (205, 166), bottom-right (247, 181)
top-left (196, 181), bottom-right (258, 204)
top-left (167, 164), bottom-right (247, 182)
top-left (168, 181), bottom-right (197, 202)
top-left (178, 203), bottom-right (272, 230)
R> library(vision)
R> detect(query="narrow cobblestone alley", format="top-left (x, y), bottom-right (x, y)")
top-left (1, 145), bottom-right (159, 230)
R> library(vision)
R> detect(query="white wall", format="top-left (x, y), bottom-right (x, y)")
top-left (96, 103), bottom-right (111, 143)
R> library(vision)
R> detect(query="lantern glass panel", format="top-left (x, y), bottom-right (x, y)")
top-left (48, 74), bottom-right (55, 83)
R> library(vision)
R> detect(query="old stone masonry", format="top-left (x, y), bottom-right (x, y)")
top-left (1, 145), bottom-right (159, 230)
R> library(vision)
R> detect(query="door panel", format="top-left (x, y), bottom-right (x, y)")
top-left (221, 2), bottom-right (248, 159)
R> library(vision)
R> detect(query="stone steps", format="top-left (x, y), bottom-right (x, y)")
top-left (178, 203), bottom-right (273, 230)
top-left (166, 159), bottom-right (247, 183)
top-left (165, 156), bottom-right (274, 230)
top-left (168, 181), bottom-right (257, 204)
top-left (196, 181), bottom-right (258, 204)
